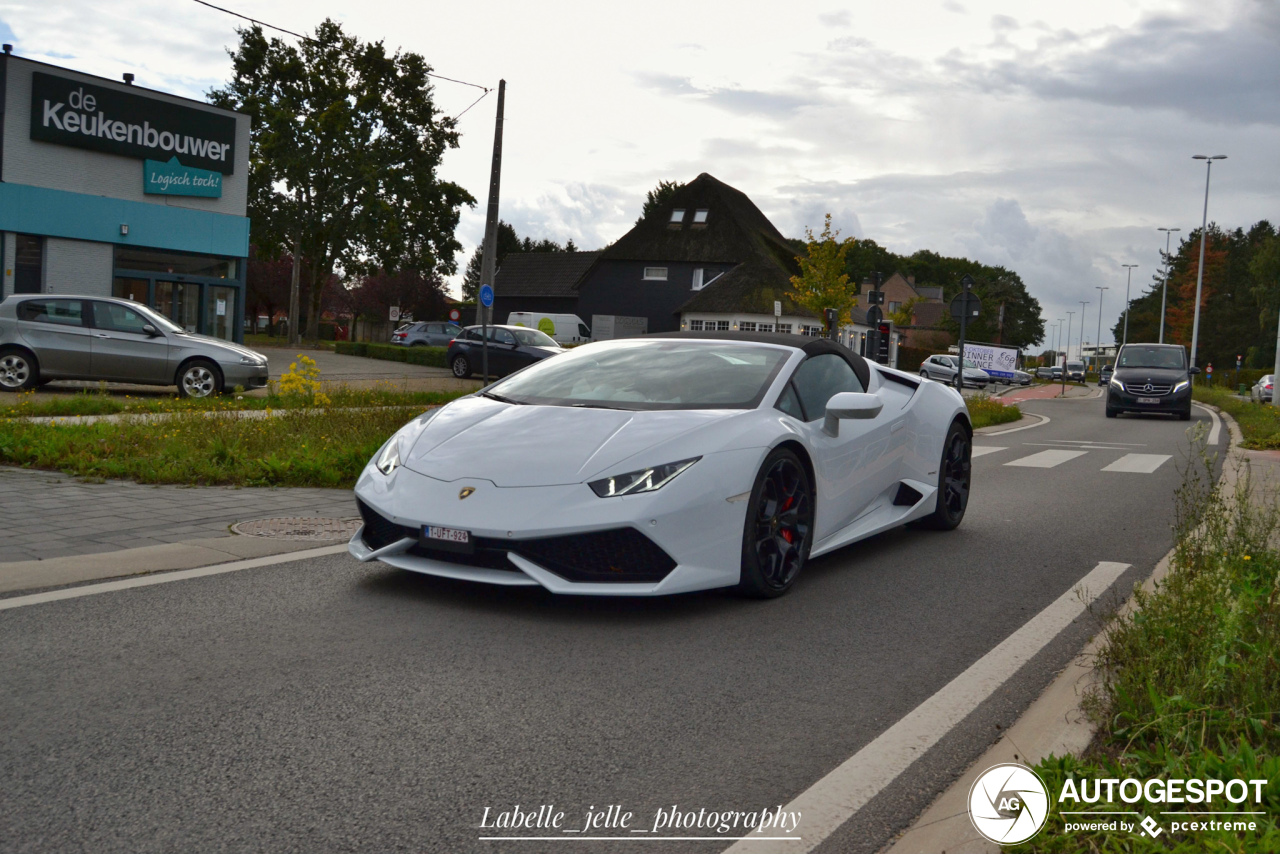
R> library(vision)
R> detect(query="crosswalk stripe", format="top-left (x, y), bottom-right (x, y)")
top-left (971, 446), bottom-right (1006, 458)
top-left (1102, 453), bottom-right (1172, 473)
top-left (1005, 449), bottom-right (1088, 468)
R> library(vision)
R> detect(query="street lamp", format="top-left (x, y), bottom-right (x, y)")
top-left (1120, 264), bottom-right (1138, 347)
top-left (1064, 312), bottom-right (1074, 391)
top-left (1190, 155), bottom-right (1227, 367)
top-left (1156, 228), bottom-right (1180, 343)
top-left (1095, 286), bottom-right (1108, 372)
top-left (1055, 318), bottom-right (1064, 363)
top-left (1078, 301), bottom-right (1089, 361)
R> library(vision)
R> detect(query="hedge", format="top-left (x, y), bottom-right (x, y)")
top-left (335, 341), bottom-right (448, 368)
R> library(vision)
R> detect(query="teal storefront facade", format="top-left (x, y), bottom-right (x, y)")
top-left (0, 49), bottom-right (251, 342)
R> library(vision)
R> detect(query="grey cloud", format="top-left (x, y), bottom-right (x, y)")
top-left (818, 11), bottom-right (852, 27)
top-left (950, 2), bottom-right (1280, 126)
top-left (633, 72), bottom-right (820, 118)
top-left (943, 1), bottom-right (966, 13)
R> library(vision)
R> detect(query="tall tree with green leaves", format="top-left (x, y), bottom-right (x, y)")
top-left (210, 20), bottom-right (474, 340)
top-left (637, 180), bottom-right (686, 224)
top-left (789, 214), bottom-right (859, 324)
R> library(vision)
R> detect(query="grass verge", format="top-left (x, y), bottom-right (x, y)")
top-left (1194, 386), bottom-right (1280, 449)
top-left (0, 386), bottom-right (469, 419)
top-left (967, 394), bottom-right (1023, 429)
top-left (1008, 446), bottom-right (1280, 853)
top-left (0, 406), bottom-right (426, 487)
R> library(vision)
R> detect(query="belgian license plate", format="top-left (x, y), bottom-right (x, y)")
top-left (1137, 397), bottom-right (1160, 404)
top-left (421, 525), bottom-right (473, 553)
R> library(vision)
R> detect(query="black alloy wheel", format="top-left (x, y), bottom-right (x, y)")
top-left (738, 448), bottom-right (814, 598)
top-left (917, 421), bottom-right (971, 530)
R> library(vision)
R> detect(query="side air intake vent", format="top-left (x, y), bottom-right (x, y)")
top-left (892, 483), bottom-right (924, 507)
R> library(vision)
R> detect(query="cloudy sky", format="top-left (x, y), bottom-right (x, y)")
top-left (2, 0), bottom-right (1276, 346)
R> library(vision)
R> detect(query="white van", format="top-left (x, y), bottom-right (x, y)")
top-left (507, 312), bottom-right (592, 345)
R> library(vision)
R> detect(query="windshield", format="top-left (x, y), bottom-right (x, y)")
top-left (962, 359), bottom-right (979, 369)
top-left (1117, 346), bottom-right (1185, 370)
top-left (511, 327), bottom-right (558, 347)
top-left (130, 302), bottom-right (185, 334)
top-left (1067, 361), bottom-right (1084, 369)
top-left (490, 340), bottom-right (791, 410)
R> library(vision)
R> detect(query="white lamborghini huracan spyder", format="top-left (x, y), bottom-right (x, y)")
top-left (349, 332), bottom-right (972, 598)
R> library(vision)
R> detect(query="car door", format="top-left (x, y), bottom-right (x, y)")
top-left (489, 328), bottom-right (522, 374)
top-left (784, 353), bottom-right (900, 540)
top-left (14, 298), bottom-right (92, 378)
top-left (425, 324), bottom-right (450, 346)
top-left (89, 301), bottom-right (171, 383)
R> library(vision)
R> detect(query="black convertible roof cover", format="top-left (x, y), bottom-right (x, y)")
top-left (643, 331), bottom-right (870, 389)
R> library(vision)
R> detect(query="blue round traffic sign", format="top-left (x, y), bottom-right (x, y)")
top-left (479, 284), bottom-right (494, 308)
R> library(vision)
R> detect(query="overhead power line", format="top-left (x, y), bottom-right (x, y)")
top-left (190, 0), bottom-right (492, 118)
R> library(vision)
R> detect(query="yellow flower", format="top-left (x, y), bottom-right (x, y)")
top-left (1243, 555), bottom-right (1251, 561)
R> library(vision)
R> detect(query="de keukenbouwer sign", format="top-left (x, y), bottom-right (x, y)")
top-left (30, 72), bottom-right (236, 174)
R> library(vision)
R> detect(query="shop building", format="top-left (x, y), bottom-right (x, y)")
top-left (0, 48), bottom-right (251, 341)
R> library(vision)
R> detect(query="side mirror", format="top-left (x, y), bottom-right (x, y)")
top-left (823, 392), bottom-right (883, 436)
top-left (142, 324), bottom-right (160, 337)
top-left (1188, 366), bottom-right (1201, 375)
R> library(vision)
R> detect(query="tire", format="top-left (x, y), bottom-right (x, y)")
top-left (0, 347), bottom-right (40, 392)
top-left (920, 370), bottom-right (929, 380)
top-left (410, 341), bottom-right (426, 347)
top-left (917, 421), bottom-right (971, 531)
top-left (176, 359), bottom-right (222, 399)
top-left (451, 354), bottom-right (471, 378)
top-left (737, 448), bottom-right (814, 599)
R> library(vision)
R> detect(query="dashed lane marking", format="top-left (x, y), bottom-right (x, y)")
top-left (1004, 449), bottom-right (1088, 468)
top-left (971, 446), bottom-right (1007, 458)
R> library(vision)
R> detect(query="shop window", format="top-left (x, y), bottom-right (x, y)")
top-left (14, 235), bottom-right (43, 294)
top-left (114, 246), bottom-right (237, 279)
top-left (740, 322), bottom-right (757, 332)
top-left (714, 320), bottom-right (730, 331)
top-left (688, 319), bottom-right (704, 331)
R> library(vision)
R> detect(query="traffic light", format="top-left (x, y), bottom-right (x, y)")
top-left (876, 322), bottom-right (891, 363)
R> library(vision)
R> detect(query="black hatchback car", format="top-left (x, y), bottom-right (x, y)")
top-left (1106, 343), bottom-right (1197, 420)
top-left (446, 324), bottom-right (564, 379)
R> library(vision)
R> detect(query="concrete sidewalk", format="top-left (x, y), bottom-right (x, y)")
top-left (0, 466), bottom-right (355, 563)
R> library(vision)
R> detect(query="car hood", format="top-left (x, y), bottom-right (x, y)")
top-left (172, 333), bottom-right (266, 362)
top-left (401, 396), bottom-right (738, 486)
top-left (1113, 367), bottom-right (1187, 385)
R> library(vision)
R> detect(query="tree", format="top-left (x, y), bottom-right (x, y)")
top-left (637, 180), bottom-right (686, 224)
top-left (210, 20), bottom-right (474, 341)
top-left (788, 214), bottom-right (859, 323)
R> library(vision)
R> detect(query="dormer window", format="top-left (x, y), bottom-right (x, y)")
top-left (643, 267), bottom-right (668, 281)
top-left (693, 209), bottom-right (709, 223)
top-left (670, 209), bottom-right (685, 223)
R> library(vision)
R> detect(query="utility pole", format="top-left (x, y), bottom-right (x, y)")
top-left (1063, 311), bottom-right (1073, 395)
top-left (1078, 301), bottom-right (1089, 365)
top-left (288, 236), bottom-right (301, 347)
top-left (1156, 228), bottom-right (1180, 344)
top-left (1094, 286), bottom-right (1108, 374)
top-left (477, 80), bottom-right (507, 385)
top-left (1190, 155), bottom-right (1226, 368)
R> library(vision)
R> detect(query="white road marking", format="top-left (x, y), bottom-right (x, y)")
top-left (1025, 442), bottom-right (1142, 451)
top-left (970, 446), bottom-right (1007, 458)
top-left (1004, 449), bottom-right (1088, 468)
top-left (1102, 453), bottom-right (1172, 474)
top-left (1193, 403), bottom-right (1221, 446)
top-left (0, 545), bottom-right (348, 611)
top-left (981, 413), bottom-right (1050, 435)
top-left (1051, 439), bottom-right (1146, 446)
top-left (721, 561), bottom-right (1130, 854)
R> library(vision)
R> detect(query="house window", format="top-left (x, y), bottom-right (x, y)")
top-left (739, 322), bottom-right (757, 332)
top-left (693, 209), bottom-right (709, 223)
top-left (715, 320), bottom-right (730, 331)
top-left (643, 267), bottom-right (668, 281)
top-left (692, 268), bottom-right (704, 290)
top-left (670, 209), bottom-right (685, 223)
top-left (776, 323), bottom-right (792, 334)
top-left (801, 325), bottom-right (823, 337)
top-left (688, 319), bottom-right (704, 331)
top-left (888, 301), bottom-right (901, 313)
top-left (758, 323), bottom-right (773, 332)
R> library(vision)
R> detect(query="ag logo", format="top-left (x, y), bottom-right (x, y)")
top-left (968, 763), bottom-right (1050, 845)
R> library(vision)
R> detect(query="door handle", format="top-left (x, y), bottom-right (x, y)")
top-left (95, 333), bottom-right (111, 339)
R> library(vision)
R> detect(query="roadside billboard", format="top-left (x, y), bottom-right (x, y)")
top-left (961, 342), bottom-right (1019, 379)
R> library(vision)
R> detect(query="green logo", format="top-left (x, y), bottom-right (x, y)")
top-left (537, 317), bottom-right (556, 336)
top-left (144, 157), bottom-right (222, 198)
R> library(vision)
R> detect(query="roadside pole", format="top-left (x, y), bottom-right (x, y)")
top-left (1273, 302), bottom-right (1280, 409)
top-left (288, 236), bottom-right (301, 347)
top-left (477, 79), bottom-right (507, 386)
top-left (950, 275), bottom-right (977, 394)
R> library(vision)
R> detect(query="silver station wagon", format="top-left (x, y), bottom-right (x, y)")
top-left (0, 295), bottom-right (269, 398)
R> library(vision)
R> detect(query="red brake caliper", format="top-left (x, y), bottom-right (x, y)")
top-left (780, 496), bottom-right (794, 543)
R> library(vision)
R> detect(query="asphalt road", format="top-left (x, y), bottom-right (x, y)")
top-left (0, 395), bottom-right (1223, 854)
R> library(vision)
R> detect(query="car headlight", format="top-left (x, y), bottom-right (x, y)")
top-left (372, 409), bottom-right (440, 476)
top-left (1173, 380), bottom-right (1190, 393)
top-left (1109, 378), bottom-right (1125, 392)
top-left (589, 458), bottom-right (700, 498)
top-left (239, 356), bottom-right (265, 366)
